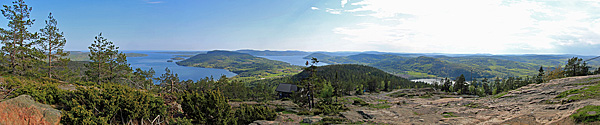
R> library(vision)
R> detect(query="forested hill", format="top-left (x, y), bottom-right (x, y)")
top-left (303, 53), bottom-right (332, 60)
top-left (176, 50), bottom-right (302, 80)
top-left (235, 50), bottom-right (309, 56)
top-left (288, 64), bottom-right (428, 93)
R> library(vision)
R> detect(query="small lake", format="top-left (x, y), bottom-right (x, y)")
top-left (125, 51), bottom-right (237, 81)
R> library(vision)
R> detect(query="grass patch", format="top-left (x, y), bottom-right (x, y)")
top-left (587, 77), bottom-right (600, 81)
top-left (571, 105), bottom-right (600, 123)
top-left (419, 95), bottom-right (432, 98)
top-left (279, 110), bottom-right (296, 114)
top-left (285, 118), bottom-right (295, 122)
top-left (556, 83), bottom-right (600, 101)
top-left (388, 92), bottom-right (407, 97)
top-left (319, 117), bottom-right (348, 124)
top-left (369, 103), bottom-right (391, 109)
top-left (442, 112), bottom-right (457, 118)
top-left (493, 92), bottom-right (508, 98)
top-left (465, 103), bottom-right (488, 109)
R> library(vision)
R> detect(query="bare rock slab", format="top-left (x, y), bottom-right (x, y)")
top-left (0, 95), bottom-right (61, 125)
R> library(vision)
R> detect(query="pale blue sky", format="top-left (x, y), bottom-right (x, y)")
top-left (1, 0), bottom-right (600, 55)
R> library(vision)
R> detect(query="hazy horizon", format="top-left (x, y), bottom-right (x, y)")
top-left (57, 49), bottom-right (597, 57)
top-left (2, 0), bottom-right (600, 55)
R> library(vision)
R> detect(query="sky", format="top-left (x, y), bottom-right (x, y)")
top-left (1, 0), bottom-right (600, 55)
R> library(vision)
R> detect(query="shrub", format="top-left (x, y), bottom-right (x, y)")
top-left (10, 82), bottom-right (69, 105)
top-left (168, 117), bottom-right (193, 125)
top-left (179, 90), bottom-right (236, 125)
top-left (62, 83), bottom-right (167, 124)
top-left (297, 110), bottom-right (312, 115)
top-left (315, 102), bottom-right (347, 115)
top-left (352, 99), bottom-right (369, 106)
top-left (235, 104), bottom-right (277, 125)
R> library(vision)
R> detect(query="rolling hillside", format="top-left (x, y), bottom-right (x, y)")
top-left (176, 50), bottom-right (303, 80)
top-left (306, 53), bottom-right (546, 79)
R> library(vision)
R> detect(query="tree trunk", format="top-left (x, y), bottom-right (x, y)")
top-left (170, 80), bottom-right (174, 92)
top-left (48, 48), bottom-right (52, 79)
top-left (98, 61), bottom-right (101, 84)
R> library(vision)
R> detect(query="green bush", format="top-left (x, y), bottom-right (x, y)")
top-left (235, 104), bottom-right (277, 125)
top-left (61, 83), bottom-right (167, 124)
top-left (229, 98), bottom-right (243, 102)
top-left (571, 105), bottom-right (600, 123)
top-left (352, 99), bottom-right (369, 106)
top-left (179, 90), bottom-right (236, 125)
top-left (168, 117), bottom-right (193, 125)
top-left (10, 82), bottom-right (69, 105)
top-left (297, 110), bottom-right (312, 115)
top-left (315, 102), bottom-right (347, 115)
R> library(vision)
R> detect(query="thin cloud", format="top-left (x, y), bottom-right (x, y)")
top-left (326, 8), bottom-right (342, 14)
top-left (311, 7), bottom-right (319, 10)
top-left (329, 0), bottom-right (600, 54)
top-left (144, 0), bottom-right (164, 4)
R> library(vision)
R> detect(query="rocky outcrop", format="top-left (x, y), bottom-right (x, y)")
top-left (333, 75), bottom-right (600, 124)
top-left (0, 95), bottom-right (61, 125)
top-left (249, 120), bottom-right (280, 125)
top-left (302, 116), bottom-right (322, 124)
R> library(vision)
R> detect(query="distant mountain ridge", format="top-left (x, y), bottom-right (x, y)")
top-left (65, 51), bottom-right (148, 61)
top-left (303, 52), bottom-right (577, 80)
top-left (180, 49), bottom-right (600, 80)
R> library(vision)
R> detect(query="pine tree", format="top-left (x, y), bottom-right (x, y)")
top-left (442, 77), bottom-right (451, 92)
top-left (157, 67), bottom-right (180, 93)
top-left (454, 74), bottom-right (466, 94)
top-left (108, 51), bottom-right (131, 83)
top-left (565, 57), bottom-right (583, 77)
top-left (37, 12), bottom-right (68, 79)
top-left (298, 57), bottom-right (319, 109)
top-left (85, 33), bottom-right (129, 84)
top-left (0, 0), bottom-right (40, 76)
top-left (131, 68), bottom-right (155, 90)
top-left (537, 66), bottom-right (544, 83)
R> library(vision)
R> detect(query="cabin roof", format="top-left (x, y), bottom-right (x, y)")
top-left (275, 83), bottom-right (297, 93)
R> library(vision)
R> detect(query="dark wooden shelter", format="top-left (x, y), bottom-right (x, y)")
top-left (275, 83), bottom-right (297, 99)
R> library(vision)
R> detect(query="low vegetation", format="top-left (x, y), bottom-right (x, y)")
top-left (571, 105), bottom-right (600, 123)
top-left (556, 83), bottom-right (600, 101)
